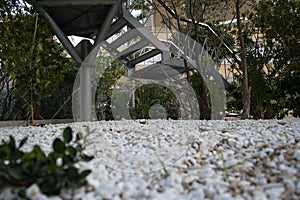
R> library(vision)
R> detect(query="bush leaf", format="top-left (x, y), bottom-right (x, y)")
top-left (53, 138), bottom-right (65, 154)
top-left (63, 127), bottom-right (73, 143)
top-left (18, 137), bottom-right (28, 148)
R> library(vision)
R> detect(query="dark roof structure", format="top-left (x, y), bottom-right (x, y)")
top-left (26, 1), bottom-right (124, 36)
top-left (25, 0), bottom-right (125, 64)
top-left (44, 5), bottom-right (111, 38)
top-left (33, 1), bottom-right (125, 39)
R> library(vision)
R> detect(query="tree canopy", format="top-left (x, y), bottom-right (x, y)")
top-left (246, 0), bottom-right (300, 118)
top-left (0, 0), bottom-right (77, 121)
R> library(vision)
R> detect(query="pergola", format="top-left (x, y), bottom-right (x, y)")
top-left (25, 0), bottom-right (126, 121)
top-left (25, 0), bottom-right (227, 121)
top-left (26, 0), bottom-right (177, 121)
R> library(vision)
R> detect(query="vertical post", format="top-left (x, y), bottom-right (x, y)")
top-left (80, 40), bottom-right (92, 121)
top-left (80, 64), bottom-right (92, 121)
top-left (128, 66), bottom-right (136, 108)
top-left (78, 0), bottom-right (120, 122)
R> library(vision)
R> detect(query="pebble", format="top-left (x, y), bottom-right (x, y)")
top-left (243, 161), bottom-right (254, 168)
top-left (96, 179), bottom-right (117, 199)
top-left (293, 149), bottom-right (300, 161)
top-left (0, 119), bottom-right (299, 199)
top-left (266, 161), bottom-right (277, 168)
top-left (296, 179), bottom-right (300, 193)
top-left (224, 158), bottom-right (239, 168)
top-left (252, 190), bottom-right (268, 200)
top-left (222, 149), bottom-right (235, 159)
top-left (227, 138), bottom-right (237, 147)
top-left (188, 188), bottom-right (205, 200)
top-left (213, 193), bottom-right (233, 200)
top-left (265, 187), bottom-right (285, 199)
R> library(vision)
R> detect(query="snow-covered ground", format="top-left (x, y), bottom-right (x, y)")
top-left (0, 119), bottom-right (299, 200)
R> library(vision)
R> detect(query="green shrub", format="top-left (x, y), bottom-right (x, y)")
top-left (0, 127), bottom-right (94, 197)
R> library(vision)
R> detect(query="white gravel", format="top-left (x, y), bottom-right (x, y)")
top-left (0, 119), bottom-right (299, 200)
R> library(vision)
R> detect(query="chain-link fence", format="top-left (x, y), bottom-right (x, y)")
top-left (0, 82), bottom-right (73, 123)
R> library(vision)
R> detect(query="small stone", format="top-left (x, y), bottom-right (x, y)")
top-left (182, 175), bottom-right (199, 188)
top-left (217, 160), bottom-right (224, 168)
top-left (284, 178), bottom-right (296, 191)
top-left (73, 187), bottom-right (85, 200)
top-left (188, 188), bottom-right (205, 200)
top-left (296, 179), bottom-right (300, 193)
top-left (152, 187), bottom-right (184, 200)
top-left (120, 182), bottom-right (137, 199)
top-left (208, 179), bottom-right (229, 194)
top-left (253, 190), bottom-right (268, 200)
top-left (224, 158), bottom-right (239, 168)
top-left (293, 149), bottom-right (300, 161)
top-left (228, 138), bottom-right (237, 147)
top-left (96, 179), bottom-right (118, 199)
top-left (204, 179), bottom-right (217, 198)
top-left (169, 172), bottom-right (184, 192)
top-left (157, 186), bottom-right (164, 193)
top-left (213, 193), bottom-right (232, 200)
top-left (48, 196), bottom-right (62, 200)
top-left (263, 183), bottom-right (284, 189)
top-left (279, 164), bottom-right (298, 174)
top-left (242, 191), bottom-right (252, 199)
top-left (266, 161), bottom-right (277, 168)
top-left (217, 146), bottom-right (224, 152)
top-left (83, 192), bottom-right (97, 200)
top-left (185, 157), bottom-right (197, 166)
top-left (243, 161), bottom-right (254, 168)
top-left (242, 139), bottom-right (249, 148)
top-left (259, 152), bottom-right (267, 159)
top-left (278, 153), bottom-right (285, 162)
top-left (0, 188), bottom-right (19, 200)
top-left (257, 174), bottom-right (267, 185)
top-left (265, 187), bottom-right (285, 199)
top-left (112, 195), bottom-right (122, 200)
top-left (222, 149), bottom-right (235, 159)
top-left (26, 184), bottom-right (49, 200)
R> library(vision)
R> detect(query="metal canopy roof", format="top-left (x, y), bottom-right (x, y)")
top-left (26, 0), bottom-right (125, 65)
top-left (45, 5), bottom-right (111, 38)
top-left (26, 0), bottom-right (124, 38)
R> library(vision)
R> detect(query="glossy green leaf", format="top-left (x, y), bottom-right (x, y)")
top-left (18, 137), bottom-right (28, 148)
top-left (75, 133), bottom-right (81, 143)
top-left (81, 154), bottom-right (94, 162)
top-left (80, 169), bottom-right (91, 179)
top-left (53, 138), bottom-right (65, 154)
top-left (8, 136), bottom-right (16, 150)
top-left (66, 146), bottom-right (77, 159)
top-left (7, 168), bottom-right (24, 181)
top-left (63, 127), bottom-right (73, 143)
top-left (65, 167), bottom-right (78, 180)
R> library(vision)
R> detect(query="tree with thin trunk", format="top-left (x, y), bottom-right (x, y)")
top-left (152, 0), bottom-right (234, 119)
top-left (0, 0), bottom-right (76, 122)
top-left (236, 0), bottom-right (251, 119)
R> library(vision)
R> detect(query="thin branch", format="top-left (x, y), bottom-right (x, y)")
top-left (28, 14), bottom-right (39, 124)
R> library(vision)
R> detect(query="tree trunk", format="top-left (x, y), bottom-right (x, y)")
top-left (199, 74), bottom-right (211, 119)
top-left (236, 0), bottom-right (251, 119)
top-left (189, 0), bottom-right (211, 119)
